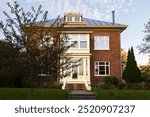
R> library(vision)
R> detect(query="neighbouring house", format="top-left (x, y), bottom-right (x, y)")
top-left (39, 12), bottom-right (127, 90)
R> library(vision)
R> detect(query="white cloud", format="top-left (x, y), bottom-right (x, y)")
top-left (0, 0), bottom-right (135, 21)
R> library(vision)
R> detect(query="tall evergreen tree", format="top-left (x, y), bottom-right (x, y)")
top-left (122, 47), bottom-right (142, 83)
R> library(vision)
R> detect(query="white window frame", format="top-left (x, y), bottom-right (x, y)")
top-left (75, 17), bottom-right (81, 21)
top-left (94, 61), bottom-right (110, 76)
top-left (68, 34), bottom-right (89, 49)
top-left (94, 36), bottom-right (109, 50)
top-left (66, 16), bottom-right (81, 22)
top-left (67, 17), bottom-right (72, 21)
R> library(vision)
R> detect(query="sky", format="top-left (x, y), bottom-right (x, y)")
top-left (0, 0), bottom-right (150, 65)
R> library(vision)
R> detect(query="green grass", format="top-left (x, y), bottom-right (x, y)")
top-left (0, 88), bottom-right (69, 100)
top-left (92, 87), bottom-right (150, 100)
top-left (1, 88), bottom-right (150, 100)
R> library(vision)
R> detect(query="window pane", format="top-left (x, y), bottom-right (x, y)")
top-left (80, 34), bottom-right (87, 48)
top-left (106, 66), bottom-right (109, 75)
top-left (99, 66), bottom-right (105, 75)
top-left (75, 17), bottom-right (80, 21)
top-left (71, 41), bottom-right (78, 48)
top-left (95, 66), bottom-right (98, 75)
top-left (94, 36), bottom-right (109, 49)
top-left (99, 66), bottom-right (105, 70)
top-left (106, 62), bottom-right (109, 65)
top-left (99, 62), bottom-right (105, 65)
top-left (80, 34), bottom-right (86, 41)
top-left (67, 17), bottom-right (72, 21)
top-left (79, 59), bottom-right (83, 75)
top-left (94, 38), bottom-right (99, 49)
top-left (99, 71), bottom-right (105, 75)
top-left (95, 62), bottom-right (98, 65)
top-left (86, 59), bottom-right (88, 75)
top-left (71, 34), bottom-right (78, 41)
top-left (72, 59), bottom-right (78, 79)
top-left (80, 41), bottom-right (87, 48)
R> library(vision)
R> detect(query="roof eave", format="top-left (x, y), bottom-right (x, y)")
top-left (42, 24), bottom-right (128, 32)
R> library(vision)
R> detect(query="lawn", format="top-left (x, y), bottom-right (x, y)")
top-left (0, 88), bottom-right (69, 100)
top-left (92, 87), bottom-right (150, 100)
top-left (0, 88), bottom-right (150, 100)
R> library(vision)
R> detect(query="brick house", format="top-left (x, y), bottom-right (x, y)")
top-left (43, 12), bottom-right (127, 90)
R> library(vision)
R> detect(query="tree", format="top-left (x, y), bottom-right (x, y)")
top-left (0, 40), bottom-right (30, 87)
top-left (122, 47), bottom-right (142, 83)
top-left (140, 65), bottom-right (150, 83)
top-left (0, 40), bottom-right (20, 87)
top-left (0, 2), bottom-right (78, 98)
top-left (138, 19), bottom-right (150, 53)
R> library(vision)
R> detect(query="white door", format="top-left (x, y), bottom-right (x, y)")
top-left (71, 59), bottom-right (84, 80)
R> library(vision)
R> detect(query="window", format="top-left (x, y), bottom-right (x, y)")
top-left (71, 34), bottom-right (78, 48)
top-left (94, 61), bottom-right (110, 76)
top-left (80, 34), bottom-right (87, 48)
top-left (94, 36), bottom-right (109, 50)
top-left (66, 16), bottom-right (81, 22)
top-left (79, 59), bottom-right (83, 75)
top-left (67, 17), bottom-right (72, 21)
top-left (75, 17), bottom-right (80, 21)
top-left (72, 59), bottom-right (78, 79)
top-left (69, 34), bottom-right (88, 49)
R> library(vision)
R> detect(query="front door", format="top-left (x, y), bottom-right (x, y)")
top-left (71, 59), bottom-right (84, 80)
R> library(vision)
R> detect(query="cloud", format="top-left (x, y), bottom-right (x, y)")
top-left (0, 0), bottom-right (135, 22)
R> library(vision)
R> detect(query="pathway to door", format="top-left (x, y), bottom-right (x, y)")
top-left (68, 90), bottom-right (96, 100)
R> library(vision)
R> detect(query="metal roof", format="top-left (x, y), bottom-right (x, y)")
top-left (43, 17), bottom-right (127, 27)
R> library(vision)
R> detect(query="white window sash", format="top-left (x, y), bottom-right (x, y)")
top-left (94, 61), bottom-right (110, 76)
top-left (94, 36), bottom-right (109, 50)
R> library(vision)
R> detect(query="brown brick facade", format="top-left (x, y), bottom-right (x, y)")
top-left (90, 30), bottom-right (122, 86)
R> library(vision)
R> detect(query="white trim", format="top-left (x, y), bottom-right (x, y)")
top-left (94, 36), bottom-right (110, 50)
top-left (68, 34), bottom-right (89, 49)
top-left (61, 56), bottom-right (91, 90)
top-left (94, 61), bottom-right (110, 76)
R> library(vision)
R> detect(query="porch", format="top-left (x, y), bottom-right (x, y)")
top-left (60, 57), bottom-right (91, 90)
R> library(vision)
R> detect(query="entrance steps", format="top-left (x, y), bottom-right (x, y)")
top-left (68, 91), bottom-right (96, 100)
top-left (65, 83), bottom-right (86, 90)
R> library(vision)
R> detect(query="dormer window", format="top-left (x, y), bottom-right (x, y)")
top-left (75, 17), bottom-right (81, 21)
top-left (64, 13), bottom-right (83, 22)
top-left (67, 17), bottom-right (72, 21)
top-left (65, 16), bottom-right (81, 22)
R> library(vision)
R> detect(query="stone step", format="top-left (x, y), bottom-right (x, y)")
top-left (68, 91), bottom-right (96, 100)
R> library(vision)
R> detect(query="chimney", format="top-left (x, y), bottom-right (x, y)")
top-left (112, 10), bottom-right (115, 25)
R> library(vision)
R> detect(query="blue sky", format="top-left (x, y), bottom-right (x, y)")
top-left (0, 0), bottom-right (149, 65)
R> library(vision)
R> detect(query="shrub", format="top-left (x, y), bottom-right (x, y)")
top-left (104, 76), bottom-right (118, 85)
top-left (125, 83), bottom-right (146, 90)
top-left (142, 72), bottom-right (150, 83)
top-left (101, 84), bottom-right (117, 89)
top-left (117, 82), bottom-right (126, 89)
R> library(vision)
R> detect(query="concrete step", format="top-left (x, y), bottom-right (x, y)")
top-left (68, 91), bottom-right (96, 100)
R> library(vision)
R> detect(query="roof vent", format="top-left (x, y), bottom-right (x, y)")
top-left (112, 11), bottom-right (115, 25)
